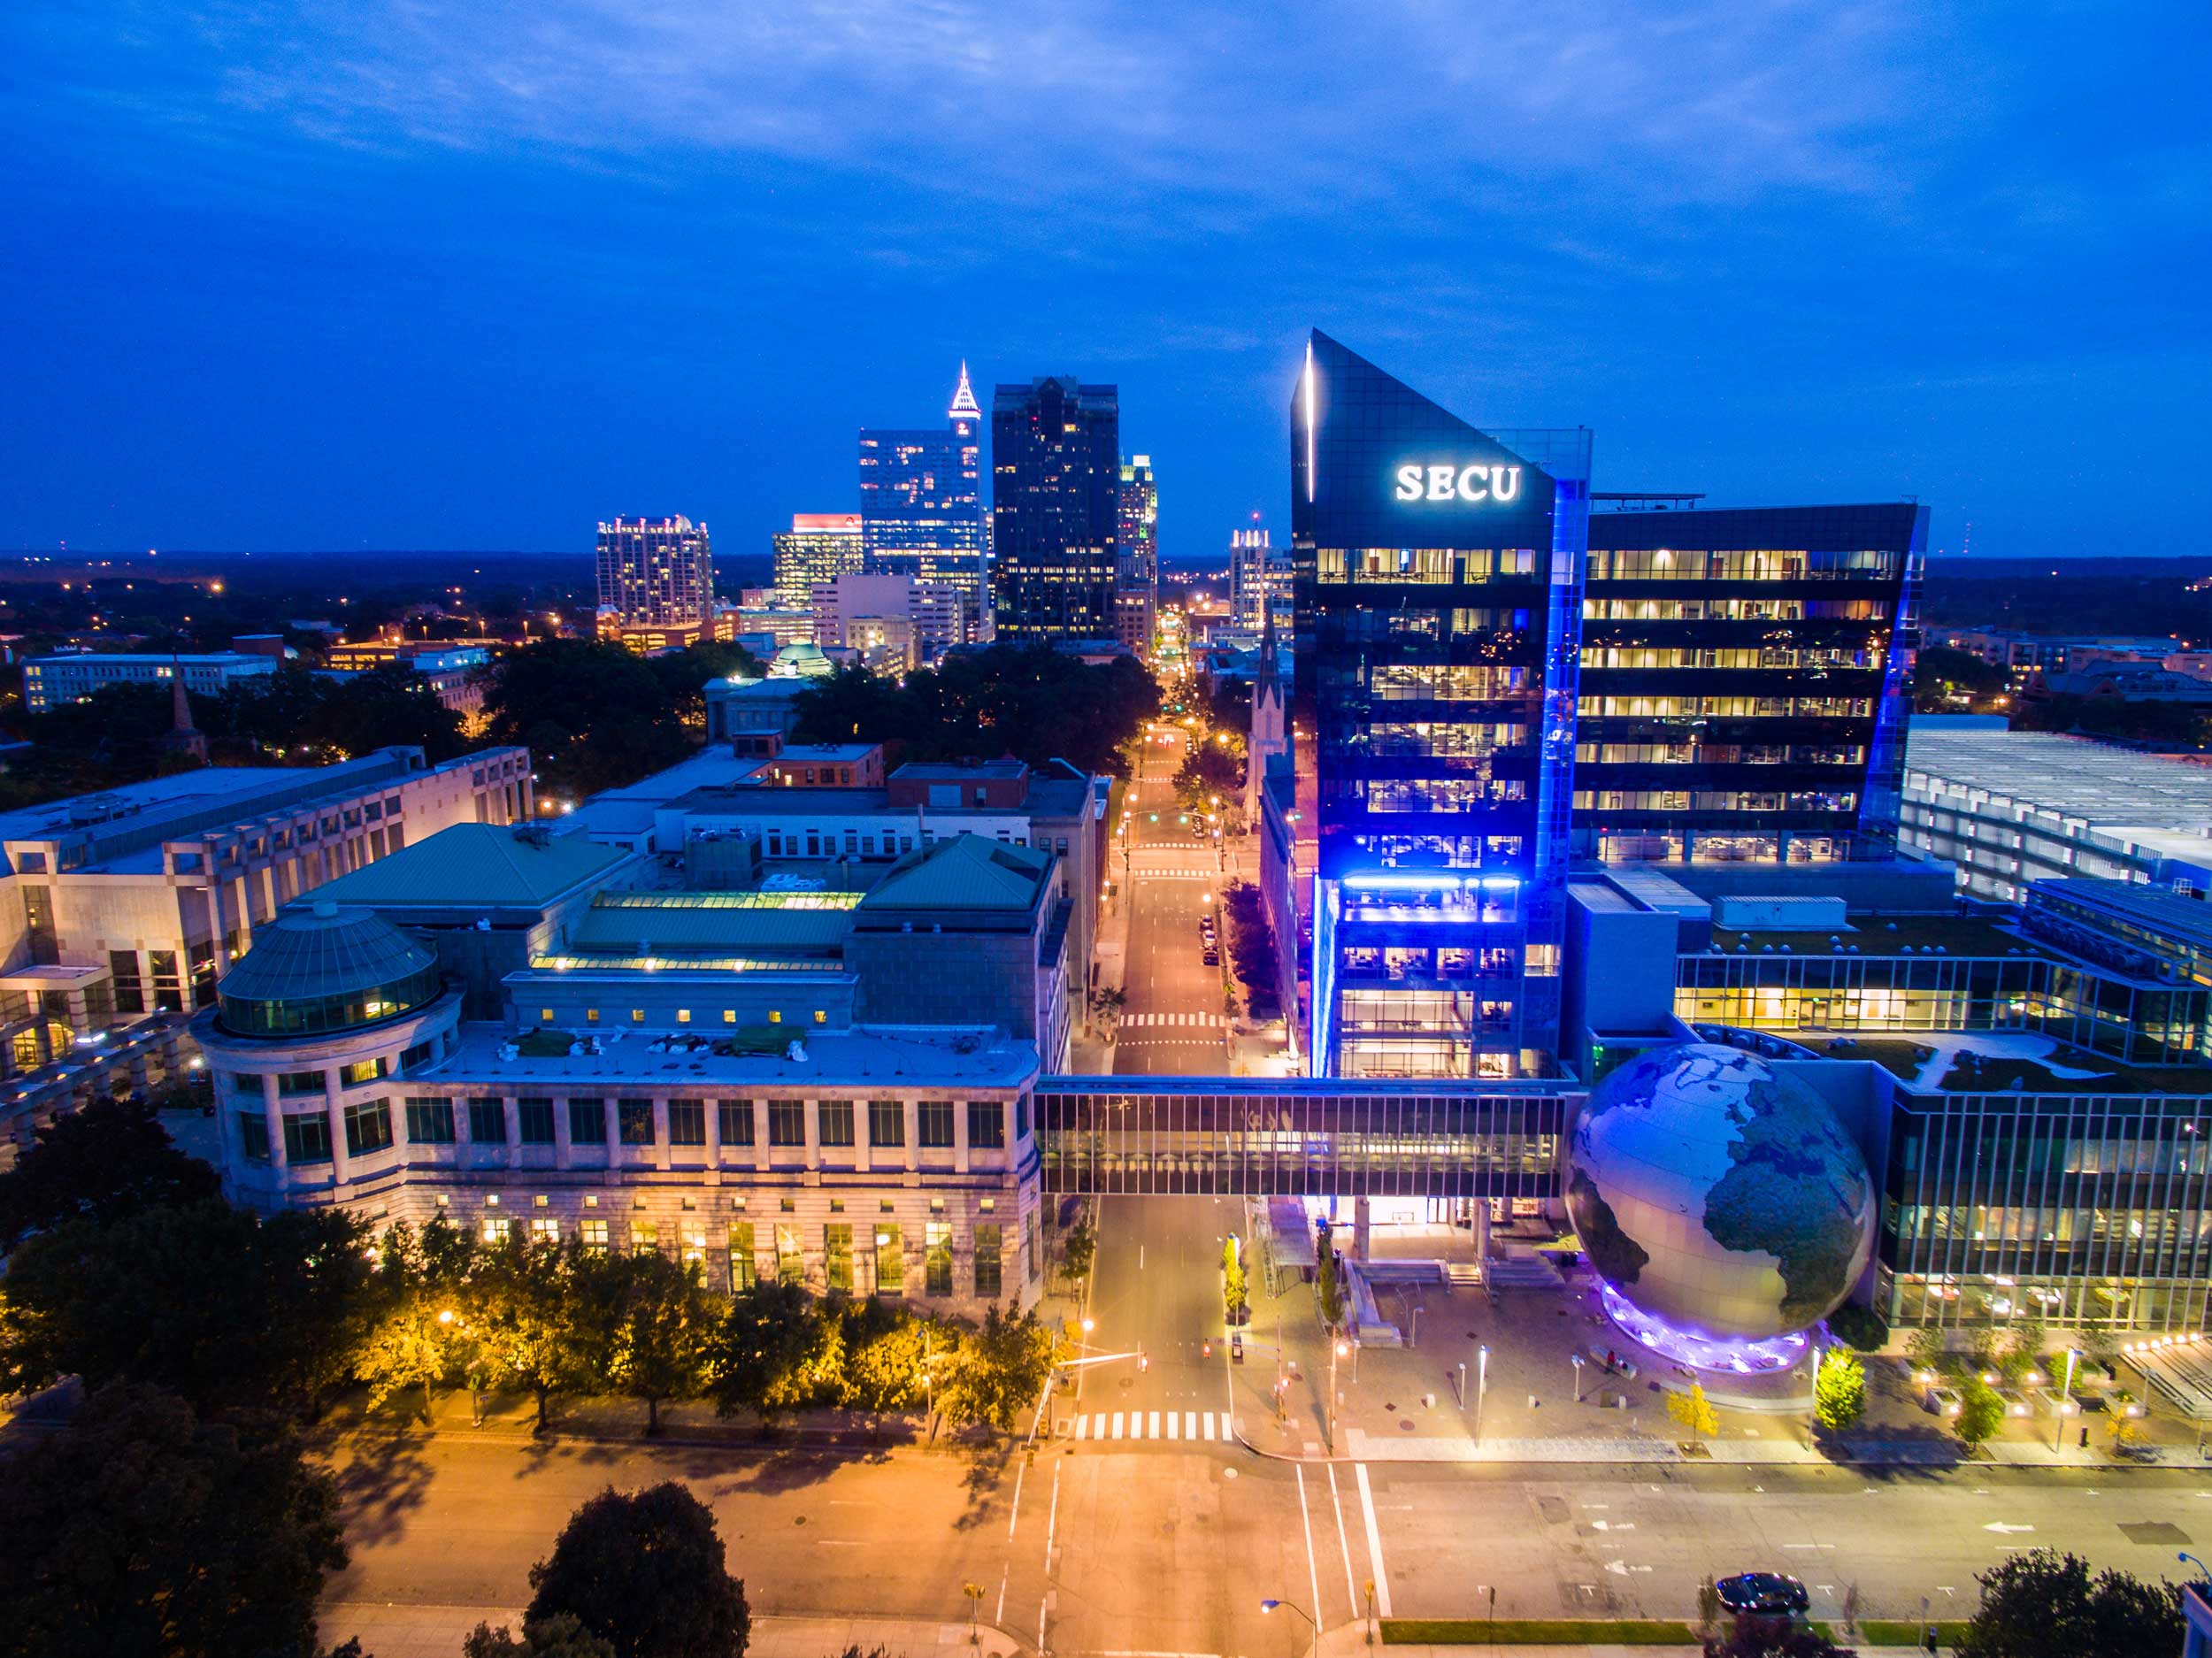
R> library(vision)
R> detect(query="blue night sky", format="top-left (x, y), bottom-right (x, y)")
top-left (4, 2), bottom-right (2206, 565)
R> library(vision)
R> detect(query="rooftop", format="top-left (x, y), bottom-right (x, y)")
top-left (859, 834), bottom-right (1053, 915)
top-left (2032, 876), bottom-right (2212, 947)
top-left (308, 823), bottom-right (632, 911)
top-left (217, 902), bottom-right (439, 1005)
top-left (1905, 729), bottom-right (2212, 833)
top-left (1706, 912), bottom-right (2048, 958)
top-left (439, 1019), bottom-right (1040, 1087)
top-left (568, 901), bottom-right (853, 954)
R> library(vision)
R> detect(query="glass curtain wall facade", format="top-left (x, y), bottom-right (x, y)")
top-left (771, 515), bottom-right (866, 610)
top-left (1289, 330), bottom-right (1590, 1080)
top-left (991, 378), bottom-right (1120, 641)
top-left (1578, 504), bottom-right (1925, 865)
top-left (858, 365), bottom-right (990, 636)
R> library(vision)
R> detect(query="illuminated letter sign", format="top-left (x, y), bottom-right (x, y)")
top-left (1394, 462), bottom-right (1524, 505)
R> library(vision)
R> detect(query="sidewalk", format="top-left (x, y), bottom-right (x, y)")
top-left (326, 1602), bottom-right (1025, 1658)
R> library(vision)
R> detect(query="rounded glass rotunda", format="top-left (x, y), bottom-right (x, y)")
top-left (214, 901), bottom-right (445, 1039)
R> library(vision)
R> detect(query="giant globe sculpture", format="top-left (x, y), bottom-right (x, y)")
top-left (1566, 1042), bottom-right (1877, 1373)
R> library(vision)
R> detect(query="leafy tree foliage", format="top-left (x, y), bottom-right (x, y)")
top-left (0, 1383), bottom-right (346, 1658)
top-left (1954, 1548), bottom-right (2183, 1658)
top-left (1955, 1374), bottom-right (2006, 1449)
top-left (481, 639), bottom-right (692, 799)
top-left (1222, 1238), bottom-right (1248, 1321)
top-left (1912, 645), bottom-right (2011, 712)
top-left (1171, 736), bottom-right (1242, 814)
top-left (705, 1279), bottom-right (837, 1423)
top-left (475, 1237), bottom-right (593, 1432)
top-left (356, 1216), bottom-right (478, 1423)
top-left (570, 1248), bottom-right (717, 1434)
top-left (0, 1199), bottom-right (375, 1414)
top-left (464, 1613), bottom-right (617, 1658)
top-left (0, 1094), bottom-right (219, 1247)
top-left (936, 1305), bottom-right (1059, 1436)
top-left (788, 646), bottom-right (1160, 778)
top-left (1060, 1219), bottom-right (1096, 1287)
top-left (1667, 1381), bottom-right (1719, 1450)
top-left (1702, 1625), bottom-right (1856, 1658)
top-left (834, 1298), bottom-right (927, 1413)
top-left (1813, 1349), bottom-right (1866, 1432)
top-left (1220, 879), bottom-right (1281, 1020)
top-left (526, 1483), bottom-right (750, 1658)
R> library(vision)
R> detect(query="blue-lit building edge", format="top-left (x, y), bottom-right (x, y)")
top-left (1858, 505), bottom-right (1929, 849)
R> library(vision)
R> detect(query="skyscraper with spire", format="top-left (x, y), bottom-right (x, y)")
top-left (859, 364), bottom-right (991, 640)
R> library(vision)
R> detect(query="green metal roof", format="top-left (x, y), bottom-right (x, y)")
top-left (858, 833), bottom-right (1051, 914)
top-left (219, 902), bottom-right (439, 1003)
top-left (310, 823), bottom-right (628, 910)
top-left (569, 902), bottom-right (852, 953)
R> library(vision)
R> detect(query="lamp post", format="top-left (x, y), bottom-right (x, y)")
top-left (1260, 1598), bottom-right (1317, 1658)
top-left (1329, 1339), bottom-right (1348, 1452)
top-left (1809, 1345), bottom-right (1825, 1450)
top-left (1475, 1343), bottom-right (1490, 1445)
top-left (2055, 1347), bottom-right (2080, 1453)
top-left (1571, 1353), bottom-right (1585, 1403)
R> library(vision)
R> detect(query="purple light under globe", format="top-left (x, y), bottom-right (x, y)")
top-left (1598, 1281), bottom-right (1809, 1375)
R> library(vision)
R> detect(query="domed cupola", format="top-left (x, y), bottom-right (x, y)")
top-left (215, 901), bottom-right (445, 1039)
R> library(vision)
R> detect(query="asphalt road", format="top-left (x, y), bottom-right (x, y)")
top-left (1115, 720), bottom-right (1232, 1078)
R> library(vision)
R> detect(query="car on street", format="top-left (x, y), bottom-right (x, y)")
top-left (1715, 1573), bottom-right (1809, 1617)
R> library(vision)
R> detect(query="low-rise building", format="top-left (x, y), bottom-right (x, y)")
top-left (23, 651), bottom-right (277, 714)
top-left (733, 744), bottom-right (886, 790)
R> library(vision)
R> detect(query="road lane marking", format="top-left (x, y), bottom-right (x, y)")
top-left (1149, 1410), bottom-right (1161, 1438)
top-left (1353, 1463), bottom-right (1394, 1619)
top-left (1041, 1461), bottom-right (1061, 1654)
top-left (1166, 1411), bottom-right (1179, 1440)
top-left (1187, 1410), bottom-right (1198, 1439)
top-left (1325, 1461), bottom-right (1359, 1621)
top-left (1008, 1458), bottom-right (1027, 1541)
top-left (1112, 1412), bottom-right (1125, 1439)
top-left (1295, 1465), bottom-right (1325, 1633)
top-left (1219, 1411), bottom-right (1233, 1439)
top-left (1202, 1413), bottom-right (1216, 1441)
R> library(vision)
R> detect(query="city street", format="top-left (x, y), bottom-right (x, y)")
top-left (319, 1195), bottom-right (2212, 1657)
top-left (1114, 721), bottom-right (1232, 1077)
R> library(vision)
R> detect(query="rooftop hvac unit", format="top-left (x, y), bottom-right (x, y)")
top-left (1712, 895), bottom-right (1849, 933)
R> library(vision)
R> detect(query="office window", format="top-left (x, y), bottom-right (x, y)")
top-left (342, 1098), bottom-right (392, 1156)
top-left (283, 1114), bottom-right (331, 1164)
top-left (813, 1009), bottom-right (827, 1025)
top-left (718, 1101), bottom-right (753, 1146)
top-left (405, 1097), bottom-right (454, 1143)
top-left (870, 1099), bottom-right (904, 1147)
top-left (278, 1070), bottom-right (324, 1095)
top-left (630, 1009), bottom-right (645, 1025)
top-left (730, 1221), bottom-right (757, 1290)
top-left (482, 1216), bottom-right (512, 1246)
top-left (767, 1009), bottom-right (782, 1025)
top-left (530, 1217), bottom-right (559, 1245)
top-left (109, 949), bottom-right (144, 1015)
top-left (826, 1223), bottom-right (853, 1293)
top-left (568, 1098), bottom-right (606, 1146)
top-left (618, 1099), bottom-right (654, 1145)
top-left (1025, 1214), bottom-right (1039, 1283)
top-left (818, 1099), bottom-right (854, 1147)
top-left (580, 1217), bottom-right (609, 1251)
top-left (925, 1222), bottom-right (953, 1296)
top-left (975, 1223), bottom-right (1003, 1298)
top-left (539, 1008), bottom-right (555, 1024)
top-left (400, 1038), bottom-right (434, 1072)
top-left (676, 1009), bottom-right (692, 1025)
top-left (1014, 1094), bottom-right (1031, 1140)
top-left (668, 1099), bottom-right (706, 1146)
top-left (723, 1009), bottom-right (736, 1024)
top-left (967, 1101), bottom-right (1005, 1149)
top-left (873, 1224), bottom-right (903, 1295)
top-left (918, 1101), bottom-right (954, 1148)
top-left (468, 1098), bottom-right (506, 1144)
top-left (341, 1056), bottom-right (387, 1086)
top-left (586, 1008), bottom-right (600, 1024)
top-left (768, 1099), bottom-right (806, 1147)
top-left (632, 1220), bottom-right (660, 1255)
top-left (517, 1098), bottom-right (556, 1144)
top-left (776, 1224), bottom-right (804, 1285)
top-left (238, 1111), bottom-right (270, 1162)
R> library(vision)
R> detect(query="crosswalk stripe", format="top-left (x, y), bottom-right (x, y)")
top-left (1186, 1410), bottom-right (1197, 1439)
top-left (1074, 1414), bottom-right (1088, 1439)
top-left (1091, 1413), bottom-right (1102, 1439)
top-left (1202, 1412), bottom-right (1216, 1441)
top-left (1149, 1410), bottom-right (1161, 1438)
top-left (1166, 1411), bottom-right (1179, 1440)
top-left (1111, 1411), bottom-right (1125, 1439)
top-left (1220, 1411), bottom-right (1233, 1440)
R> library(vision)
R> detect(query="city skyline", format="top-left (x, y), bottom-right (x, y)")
top-left (4, 3), bottom-right (2203, 566)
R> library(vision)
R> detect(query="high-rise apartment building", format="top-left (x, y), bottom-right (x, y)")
top-left (859, 365), bottom-right (990, 637)
top-left (1577, 503), bottom-right (1924, 864)
top-left (1114, 456), bottom-right (1158, 656)
top-left (1289, 331), bottom-right (1591, 1081)
top-left (991, 378), bottom-right (1120, 642)
top-left (1229, 518), bottom-right (1291, 632)
top-left (772, 514), bottom-right (866, 610)
top-left (596, 516), bottom-right (715, 646)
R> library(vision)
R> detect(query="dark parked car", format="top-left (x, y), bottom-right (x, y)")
top-left (1715, 1573), bottom-right (1809, 1616)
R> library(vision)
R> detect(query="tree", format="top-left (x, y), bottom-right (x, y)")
top-left (1061, 1220), bottom-right (1096, 1287)
top-left (464, 1613), bottom-right (617, 1658)
top-left (1222, 1237), bottom-right (1248, 1323)
top-left (2000, 1318), bottom-right (2047, 1386)
top-left (0, 1199), bottom-right (376, 1415)
top-left (937, 1305), bottom-right (1059, 1437)
top-left (1703, 1626), bottom-right (1856, 1658)
top-left (1316, 1243), bottom-right (1345, 1332)
top-left (1814, 1349), bottom-right (1866, 1432)
top-left (580, 1250), bottom-right (718, 1435)
top-left (526, 1483), bottom-right (750, 1658)
top-left (707, 1279), bottom-right (838, 1424)
top-left (0, 1093), bottom-right (219, 1247)
top-left (476, 1237), bottom-right (588, 1433)
top-left (356, 1217), bottom-right (476, 1424)
top-left (835, 1299), bottom-right (926, 1414)
top-left (1695, 1577), bottom-right (1724, 1641)
top-left (1667, 1381), bottom-right (1719, 1453)
top-left (1955, 1374), bottom-right (2006, 1452)
top-left (1954, 1548), bottom-right (2183, 1658)
top-left (1905, 1324), bottom-right (1948, 1375)
top-left (0, 1383), bottom-right (347, 1658)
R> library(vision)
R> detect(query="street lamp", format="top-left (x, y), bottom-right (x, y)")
top-left (1329, 1339), bottom-right (1348, 1451)
top-left (1474, 1343), bottom-right (1490, 1445)
top-left (1808, 1345), bottom-right (1825, 1449)
top-left (1571, 1353), bottom-right (1585, 1402)
top-left (1260, 1598), bottom-right (1317, 1658)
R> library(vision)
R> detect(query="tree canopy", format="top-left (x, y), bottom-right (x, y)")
top-left (0, 1383), bottom-right (347, 1658)
top-left (0, 1093), bottom-right (219, 1248)
top-left (788, 645), bottom-right (1159, 778)
top-left (526, 1483), bottom-right (750, 1658)
top-left (1954, 1549), bottom-right (2183, 1658)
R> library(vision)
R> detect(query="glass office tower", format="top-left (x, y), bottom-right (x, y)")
top-left (1577, 503), bottom-right (1924, 864)
top-left (1290, 331), bottom-right (1591, 1080)
top-left (992, 377), bottom-right (1121, 641)
top-left (858, 365), bottom-right (990, 638)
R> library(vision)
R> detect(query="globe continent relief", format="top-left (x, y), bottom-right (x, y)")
top-left (1565, 1042), bottom-right (1877, 1342)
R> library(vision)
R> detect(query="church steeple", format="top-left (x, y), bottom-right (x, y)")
top-left (949, 360), bottom-right (981, 422)
top-left (160, 652), bottom-right (209, 766)
top-left (1256, 601), bottom-right (1282, 706)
